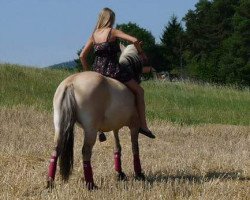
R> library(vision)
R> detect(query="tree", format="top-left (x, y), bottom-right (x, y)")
top-left (116, 22), bottom-right (165, 71)
top-left (116, 22), bottom-right (155, 52)
top-left (183, 0), bottom-right (246, 84)
top-left (218, 0), bottom-right (250, 85)
top-left (75, 22), bottom-right (165, 73)
top-left (161, 15), bottom-right (185, 77)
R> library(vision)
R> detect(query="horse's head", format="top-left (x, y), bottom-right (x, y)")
top-left (119, 44), bottom-right (143, 83)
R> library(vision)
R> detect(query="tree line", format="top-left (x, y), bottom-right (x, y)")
top-left (76, 0), bottom-right (249, 86)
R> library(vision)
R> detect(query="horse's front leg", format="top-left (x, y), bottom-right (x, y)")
top-left (113, 130), bottom-right (127, 181)
top-left (130, 127), bottom-right (145, 180)
top-left (82, 129), bottom-right (98, 190)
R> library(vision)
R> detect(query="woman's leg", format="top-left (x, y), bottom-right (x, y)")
top-left (124, 79), bottom-right (155, 138)
top-left (124, 79), bottom-right (147, 128)
top-left (142, 66), bottom-right (155, 73)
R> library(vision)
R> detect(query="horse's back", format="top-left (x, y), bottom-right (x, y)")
top-left (55, 71), bottom-right (137, 132)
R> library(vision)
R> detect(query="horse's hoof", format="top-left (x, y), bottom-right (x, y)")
top-left (99, 132), bottom-right (107, 142)
top-left (46, 179), bottom-right (54, 190)
top-left (117, 172), bottom-right (128, 181)
top-left (86, 182), bottom-right (98, 190)
top-left (134, 172), bottom-right (146, 181)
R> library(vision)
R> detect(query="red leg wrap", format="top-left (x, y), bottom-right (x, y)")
top-left (114, 152), bottom-right (122, 173)
top-left (133, 154), bottom-right (142, 175)
top-left (48, 155), bottom-right (58, 180)
top-left (83, 161), bottom-right (94, 184)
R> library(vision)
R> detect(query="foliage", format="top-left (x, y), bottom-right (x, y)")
top-left (75, 22), bottom-right (166, 74)
top-left (183, 0), bottom-right (250, 85)
top-left (161, 15), bottom-right (185, 77)
top-left (116, 22), bottom-right (155, 51)
top-left (73, 0), bottom-right (250, 85)
top-left (117, 22), bottom-right (166, 72)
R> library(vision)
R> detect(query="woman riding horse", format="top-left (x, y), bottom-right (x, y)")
top-left (80, 7), bottom-right (155, 139)
top-left (46, 7), bottom-right (155, 190)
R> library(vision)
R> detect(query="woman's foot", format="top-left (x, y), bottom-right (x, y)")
top-left (139, 128), bottom-right (155, 139)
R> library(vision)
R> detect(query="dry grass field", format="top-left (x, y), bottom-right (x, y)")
top-left (0, 106), bottom-right (249, 199)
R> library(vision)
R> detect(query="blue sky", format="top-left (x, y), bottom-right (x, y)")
top-left (0, 0), bottom-right (198, 67)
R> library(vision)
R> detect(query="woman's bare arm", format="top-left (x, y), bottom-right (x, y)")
top-left (112, 29), bottom-right (143, 54)
top-left (79, 37), bottom-right (93, 71)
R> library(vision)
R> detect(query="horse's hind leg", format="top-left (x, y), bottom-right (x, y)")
top-left (82, 128), bottom-right (98, 190)
top-left (46, 112), bottom-right (60, 188)
top-left (46, 136), bottom-right (59, 189)
top-left (113, 130), bottom-right (127, 181)
top-left (130, 127), bottom-right (145, 180)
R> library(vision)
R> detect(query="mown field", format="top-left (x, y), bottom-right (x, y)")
top-left (0, 64), bottom-right (249, 199)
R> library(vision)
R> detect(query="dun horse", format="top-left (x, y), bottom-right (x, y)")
top-left (47, 45), bottom-right (148, 190)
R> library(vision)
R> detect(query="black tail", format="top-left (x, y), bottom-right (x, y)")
top-left (57, 85), bottom-right (77, 181)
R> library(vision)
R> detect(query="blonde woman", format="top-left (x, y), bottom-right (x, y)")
top-left (80, 7), bottom-right (155, 139)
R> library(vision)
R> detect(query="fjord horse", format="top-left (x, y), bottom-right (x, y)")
top-left (47, 45), bottom-right (146, 190)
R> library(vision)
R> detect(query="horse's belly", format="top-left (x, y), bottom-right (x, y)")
top-left (100, 84), bottom-right (136, 131)
top-left (100, 104), bottom-right (135, 131)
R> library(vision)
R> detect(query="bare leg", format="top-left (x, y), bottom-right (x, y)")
top-left (142, 66), bottom-right (156, 73)
top-left (124, 79), bottom-right (155, 138)
top-left (124, 79), bottom-right (147, 129)
top-left (82, 129), bottom-right (97, 190)
top-left (113, 130), bottom-right (127, 181)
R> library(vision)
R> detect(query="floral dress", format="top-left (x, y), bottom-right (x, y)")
top-left (92, 29), bottom-right (133, 83)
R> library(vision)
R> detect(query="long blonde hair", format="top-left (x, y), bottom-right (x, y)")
top-left (95, 8), bottom-right (115, 30)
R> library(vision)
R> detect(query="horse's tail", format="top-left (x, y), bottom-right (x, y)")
top-left (57, 84), bottom-right (77, 181)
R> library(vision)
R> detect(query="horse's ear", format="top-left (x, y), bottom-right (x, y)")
top-left (119, 43), bottom-right (126, 52)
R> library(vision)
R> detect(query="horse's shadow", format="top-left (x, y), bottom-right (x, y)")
top-left (143, 170), bottom-right (250, 184)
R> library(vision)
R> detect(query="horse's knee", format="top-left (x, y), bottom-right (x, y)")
top-left (82, 137), bottom-right (96, 161)
top-left (82, 144), bottom-right (93, 161)
top-left (130, 129), bottom-right (139, 154)
top-left (115, 145), bottom-right (122, 154)
top-left (53, 131), bottom-right (60, 145)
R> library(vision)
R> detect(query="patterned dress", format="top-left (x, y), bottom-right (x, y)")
top-left (92, 29), bottom-right (133, 83)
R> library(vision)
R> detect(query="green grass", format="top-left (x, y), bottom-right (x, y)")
top-left (144, 81), bottom-right (250, 125)
top-left (1, 63), bottom-right (250, 125)
top-left (0, 64), bottom-right (71, 111)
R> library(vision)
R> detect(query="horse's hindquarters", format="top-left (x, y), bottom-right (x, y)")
top-left (72, 72), bottom-right (138, 131)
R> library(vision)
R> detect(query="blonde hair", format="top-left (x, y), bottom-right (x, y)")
top-left (95, 8), bottom-right (115, 30)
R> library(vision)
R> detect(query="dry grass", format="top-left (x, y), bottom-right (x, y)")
top-left (0, 107), bottom-right (249, 199)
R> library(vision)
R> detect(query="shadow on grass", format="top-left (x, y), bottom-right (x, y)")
top-left (144, 170), bottom-right (250, 184)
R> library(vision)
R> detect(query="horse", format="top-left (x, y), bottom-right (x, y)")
top-left (46, 44), bottom-right (148, 190)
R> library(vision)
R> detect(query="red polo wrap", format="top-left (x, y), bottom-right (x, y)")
top-left (114, 152), bottom-right (122, 173)
top-left (48, 155), bottom-right (58, 180)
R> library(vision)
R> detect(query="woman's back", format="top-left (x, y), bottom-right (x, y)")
top-left (93, 28), bottom-right (120, 57)
top-left (93, 28), bottom-right (116, 44)
top-left (92, 28), bottom-right (134, 82)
